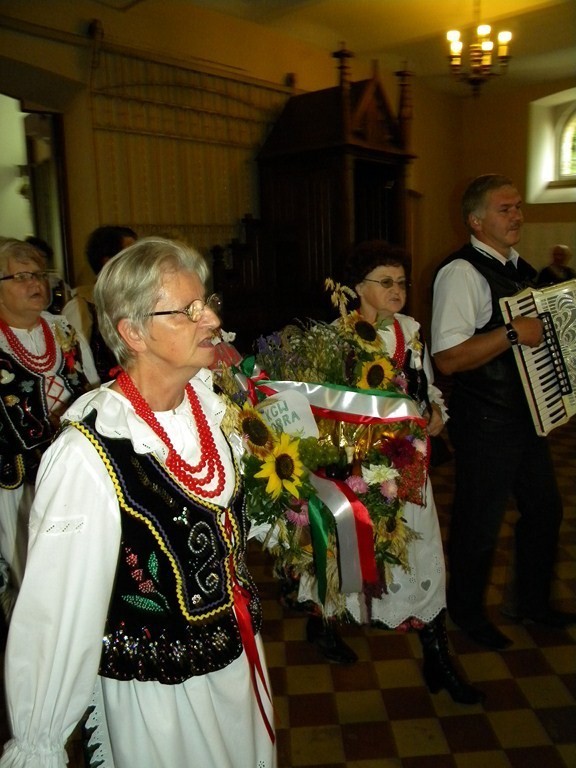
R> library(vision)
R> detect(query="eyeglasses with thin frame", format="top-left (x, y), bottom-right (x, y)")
top-left (146, 293), bottom-right (222, 323)
top-left (363, 277), bottom-right (410, 290)
top-left (0, 271), bottom-right (50, 283)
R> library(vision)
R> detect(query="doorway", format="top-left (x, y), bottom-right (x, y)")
top-left (0, 94), bottom-right (69, 285)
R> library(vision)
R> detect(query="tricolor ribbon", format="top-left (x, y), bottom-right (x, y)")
top-left (310, 473), bottom-right (378, 596)
top-left (237, 356), bottom-right (269, 405)
top-left (306, 494), bottom-right (330, 604)
top-left (254, 379), bottom-right (426, 427)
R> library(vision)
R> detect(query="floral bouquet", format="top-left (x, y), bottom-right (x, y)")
top-left (217, 280), bottom-right (429, 618)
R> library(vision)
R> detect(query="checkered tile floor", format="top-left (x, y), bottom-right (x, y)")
top-left (2, 423), bottom-right (574, 767)
top-left (260, 419), bottom-right (576, 768)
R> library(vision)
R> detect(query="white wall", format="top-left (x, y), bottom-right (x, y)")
top-left (0, 95), bottom-right (33, 239)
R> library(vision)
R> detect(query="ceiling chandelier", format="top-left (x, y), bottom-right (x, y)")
top-left (446, 0), bottom-right (512, 96)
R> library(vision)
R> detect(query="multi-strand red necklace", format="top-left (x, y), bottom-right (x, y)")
top-left (0, 317), bottom-right (57, 373)
top-left (390, 319), bottom-right (406, 369)
top-left (117, 370), bottom-right (226, 499)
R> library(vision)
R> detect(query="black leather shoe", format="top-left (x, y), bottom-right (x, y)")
top-left (465, 623), bottom-right (513, 650)
top-left (521, 610), bottom-right (576, 628)
top-left (306, 616), bottom-right (358, 665)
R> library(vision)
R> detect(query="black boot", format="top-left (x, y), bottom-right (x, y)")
top-left (418, 611), bottom-right (485, 705)
top-left (306, 616), bottom-right (358, 665)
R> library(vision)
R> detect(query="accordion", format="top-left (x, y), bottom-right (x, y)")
top-left (499, 279), bottom-right (576, 436)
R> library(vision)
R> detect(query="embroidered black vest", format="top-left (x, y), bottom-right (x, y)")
top-left (71, 411), bottom-right (262, 684)
top-left (0, 325), bottom-right (92, 488)
top-left (438, 243), bottom-right (537, 417)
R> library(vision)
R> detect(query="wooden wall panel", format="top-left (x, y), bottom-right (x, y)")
top-left (88, 50), bottom-right (289, 255)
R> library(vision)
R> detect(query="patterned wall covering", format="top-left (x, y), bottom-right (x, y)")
top-left (89, 48), bottom-right (291, 257)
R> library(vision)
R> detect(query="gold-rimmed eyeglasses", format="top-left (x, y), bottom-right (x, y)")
top-left (363, 277), bottom-right (410, 290)
top-left (147, 293), bottom-right (222, 323)
top-left (0, 271), bottom-right (50, 283)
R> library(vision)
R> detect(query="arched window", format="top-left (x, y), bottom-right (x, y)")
top-left (527, 88), bottom-right (576, 204)
top-left (559, 109), bottom-right (576, 178)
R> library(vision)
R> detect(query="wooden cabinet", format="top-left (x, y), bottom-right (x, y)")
top-left (216, 52), bottom-right (414, 351)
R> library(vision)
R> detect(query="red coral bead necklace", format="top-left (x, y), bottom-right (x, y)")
top-left (389, 319), bottom-right (406, 369)
top-left (0, 317), bottom-right (57, 373)
top-left (117, 370), bottom-right (226, 499)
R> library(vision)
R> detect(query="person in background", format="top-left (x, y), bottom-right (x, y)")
top-left (431, 174), bottom-right (575, 651)
top-left (24, 235), bottom-right (71, 313)
top-left (306, 240), bottom-right (481, 703)
top-left (63, 225), bottom-right (137, 380)
top-left (0, 238), bottom-right (98, 605)
top-left (536, 243), bottom-right (576, 286)
top-left (0, 237), bottom-right (276, 768)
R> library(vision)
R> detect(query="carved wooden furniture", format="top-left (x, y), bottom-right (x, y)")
top-left (216, 51), bottom-right (414, 351)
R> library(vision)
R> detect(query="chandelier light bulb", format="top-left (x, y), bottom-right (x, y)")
top-left (497, 30), bottom-right (512, 58)
top-left (446, 8), bottom-right (512, 94)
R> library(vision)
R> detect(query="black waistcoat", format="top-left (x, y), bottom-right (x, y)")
top-left (0, 327), bottom-right (92, 488)
top-left (70, 410), bottom-right (262, 684)
top-left (438, 243), bottom-right (537, 416)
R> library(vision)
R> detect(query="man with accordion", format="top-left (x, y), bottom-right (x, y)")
top-left (431, 173), bottom-right (575, 651)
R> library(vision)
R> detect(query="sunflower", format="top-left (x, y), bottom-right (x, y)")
top-left (341, 311), bottom-right (383, 353)
top-left (357, 357), bottom-right (396, 390)
top-left (254, 432), bottom-right (305, 500)
top-left (375, 513), bottom-right (420, 574)
top-left (237, 404), bottom-right (275, 459)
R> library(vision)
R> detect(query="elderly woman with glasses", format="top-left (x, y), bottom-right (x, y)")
top-left (0, 238), bottom-right (276, 768)
top-left (300, 240), bottom-right (482, 704)
top-left (351, 241), bottom-right (480, 702)
top-left (0, 237), bottom-right (98, 601)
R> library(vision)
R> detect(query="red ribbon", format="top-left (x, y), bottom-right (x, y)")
top-left (309, 404), bottom-right (419, 426)
top-left (246, 372), bottom-right (271, 405)
top-left (224, 512), bottom-right (275, 743)
top-left (313, 470), bottom-right (378, 586)
top-left (331, 478), bottom-right (379, 584)
top-left (232, 580), bottom-right (276, 744)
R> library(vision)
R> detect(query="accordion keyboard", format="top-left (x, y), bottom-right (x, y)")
top-left (500, 279), bottom-right (576, 436)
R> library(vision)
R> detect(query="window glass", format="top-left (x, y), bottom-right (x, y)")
top-left (560, 111), bottom-right (576, 177)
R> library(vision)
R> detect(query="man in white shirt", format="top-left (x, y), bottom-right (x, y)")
top-left (431, 174), bottom-right (575, 650)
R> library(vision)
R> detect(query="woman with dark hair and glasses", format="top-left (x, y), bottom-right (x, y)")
top-left (63, 225), bottom-right (138, 381)
top-left (304, 240), bottom-right (481, 703)
top-left (0, 237), bottom-right (98, 605)
top-left (0, 237), bottom-right (276, 768)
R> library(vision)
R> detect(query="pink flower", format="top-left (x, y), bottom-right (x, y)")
top-left (285, 501), bottom-right (309, 526)
top-left (139, 580), bottom-right (155, 593)
top-left (392, 374), bottom-right (408, 392)
top-left (345, 475), bottom-right (369, 494)
top-left (380, 479), bottom-right (398, 500)
top-left (413, 438), bottom-right (428, 456)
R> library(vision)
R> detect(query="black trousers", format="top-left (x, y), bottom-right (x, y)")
top-left (446, 394), bottom-right (563, 630)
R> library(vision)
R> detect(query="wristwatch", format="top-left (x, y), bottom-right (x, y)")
top-left (505, 322), bottom-right (519, 346)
